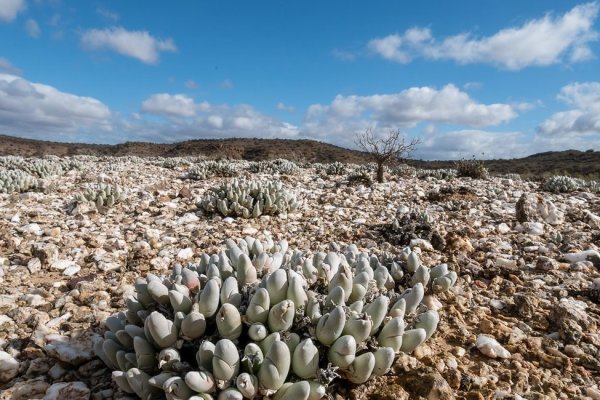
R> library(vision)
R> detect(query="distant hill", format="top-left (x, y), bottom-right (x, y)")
top-left (0, 134), bottom-right (598, 178)
top-left (407, 149), bottom-right (600, 179)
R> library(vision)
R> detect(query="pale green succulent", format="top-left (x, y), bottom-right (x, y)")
top-left (198, 179), bottom-right (299, 218)
top-left (74, 183), bottom-right (127, 208)
top-left (417, 168), bottom-right (458, 180)
top-left (542, 175), bottom-right (600, 193)
top-left (248, 159), bottom-right (300, 175)
top-left (0, 169), bottom-right (40, 194)
top-left (94, 236), bottom-right (456, 399)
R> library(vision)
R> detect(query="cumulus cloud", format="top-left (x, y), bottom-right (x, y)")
top-left (220, 79), bottom-right (234, 90)
top-left (276, 102), bottom-right (295, 113)
top-left (141, 93), bottom-right (197, 118)
top-left (416, 129), bottom-right (528, 160)
top-left (80, 27), bottom-right (177, 64)
top-left (368, 2), bottom-right (599, 70)
top-left (0, 73), bottom-right (113, 140)
top-left (0, 57), bottom-right (20, 75)
top-left (0, 0), bottom-right (26, 22)
top-left (184, 79), bottom-right (198, 89)
top-left (25, 18), bottom-right (40, 38)
top-left (137, 92), bottom-right (299, 142)
top-left (538, 82), bottom-right (600, 137)
top-left (302, 84), bottom-right (517, 146)
top-left (96, 7), bottom-right (119, 22)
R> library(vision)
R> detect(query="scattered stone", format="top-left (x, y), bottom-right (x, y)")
top-left (0, 350), bottom-right (19, 383)
top-left (475, 335), bottom-right (511, 359)
top-left (43, 382), bottom-right (90, 400)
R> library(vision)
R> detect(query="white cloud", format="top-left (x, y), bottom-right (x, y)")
top-left (220, 79), bottom-right (234, 90)
top-left (0, 73), bottom-right (113, 140)
top-left (302, 84), bottom-right (517, 146)
top-left (184, 79), bottom-right (198, 89)
top-left (25, 18), bottom-right (40, 38)
top-left (0, 0), bottom-right (26, 22)
top-left (141, 93), bottom-right (197, 118)
top-left (368, 3), bottom-right (599, 70)
top-left (137, 92), bottom-right (299, 142)
top-left (276, 102), bottom-right (295, 113)
top-left (96, 7), bottom-right (119, 22)
top-left (0, 57), bottom-right (20, 75)
top-left (417, 129), bottom-right (528, 160)
top-left (332, 49), bottom-right (358, 61)
top-left (80, 26), bottom-right (177, 64)
top-left (538, 82), bottom-right (600, 137)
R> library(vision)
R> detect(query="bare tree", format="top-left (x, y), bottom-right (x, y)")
top-left (355, 128), bottom-right (421, 183)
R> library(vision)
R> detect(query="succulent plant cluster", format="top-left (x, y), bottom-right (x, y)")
top-left (346, 170), bottom-right (373, 187)
top-left (248, 160), bottom-right (300, 176)
top-left (324, 162), bottom-right (348, 176)
top-left (94, 236), bottom-right (457, 400)
top-left (0, 169), bottom-right (40, 194)
top-left (186, 161), bottom-right (240, 181)
top-left (382, 208), bottom-right (446, 251)
top-left (393, 164), bottom-right (417, 178)
top-left (542, 175), bottom-right (600, 193)
top-left (74, 183), bottom-right (128, 208)
top-left (163, 159), bottom-right (191, 170)
top-left (417, 169), bottom-right (457, 180)
top-left (198, 180), bottom-right (299, 218)
top-left (455, 157), bottom-right (488, 179)
top-left (0, 156), bottom-right (83, 194)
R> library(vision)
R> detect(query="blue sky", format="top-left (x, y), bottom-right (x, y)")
top-left (1, 0), bottom-right (600, 159)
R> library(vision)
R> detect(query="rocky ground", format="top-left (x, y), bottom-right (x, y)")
top-left (0, 159), bottom-right (599, 399)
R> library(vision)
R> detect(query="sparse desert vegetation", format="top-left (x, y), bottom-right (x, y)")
top-left (1, 155), bottom-right (599, 399)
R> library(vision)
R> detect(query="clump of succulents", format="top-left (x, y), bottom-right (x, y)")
top-left (393, 164), bottom-right (417, 178)
top-left (381, 207), bottom-right (446, 251)
top-left (185, 161), bottom-right (240, 180)
top-left (542, 175), bottom-right (600, 193)
top-left (455, 156), bottom-right (488, 179)
top-left (0, 156), bottom-right (79, 180)
top-left (0, 170), bottom-right (40, 194)
top-left (94, 236), bottom-right (457, 399)
top-left (249, 159), bottom-right (300, 176)
top-left (346, 170), bottom-right (373, 187)
top-left (74, 183), bottom-right (127, 208)
top-left (163, 158), bottom-right (191, 170)
top-left (325, 162), bottom-right (348, 176)
top-left (199, 180), bottom-right (299, 218)
top-left (417, 169), bottom-right (457, 180)
top-left (186, 165), bottom-right (210, 181)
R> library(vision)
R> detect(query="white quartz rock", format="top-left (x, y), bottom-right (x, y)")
top-left (475, 335), bottom-right (511, 359)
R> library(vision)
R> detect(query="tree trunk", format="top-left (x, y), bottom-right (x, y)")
top-left (376, 162), bottom-right (385, 183)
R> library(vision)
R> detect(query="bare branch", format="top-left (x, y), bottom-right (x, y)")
top-left (355, 128), bottom-right (421, 183)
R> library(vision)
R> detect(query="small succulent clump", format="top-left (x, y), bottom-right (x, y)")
top-left (0, 170), bottom-right (40, 194)
top-left (249, 159), bottom-right (300, 176)
top-left (74, 183), bottom-right (128, 208)
top-left (94, 237), bottom-right (457, 399)
top-left (185, 161), bottom-right (239, 181)
top-left (417, 169), bottom-right (457, 180)
top-left (325, 162), bottom-right (348, 176)
top-left (162, 158), bottom-right (191, 170)
top-left (542, 175), bottom-right (600, 193)
top-left (455, 156), bottom-right (488, 179)
top-left (0, 156), bottom-right (81, 185)
top-left (346, 170), bottom-right (373, 187)
top-left (198, 180), bottom-right (299, 218)
top-left (394, 164), bottom-right (417, 178)
top-left (381, 208), bottom-right (446, 251)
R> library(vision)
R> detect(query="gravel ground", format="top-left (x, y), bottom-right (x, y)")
top-left (0, 158), bottom-right (599, 399)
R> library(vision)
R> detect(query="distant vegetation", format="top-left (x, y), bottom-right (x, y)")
top-left (0, 134), bottom-right (598, 179)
